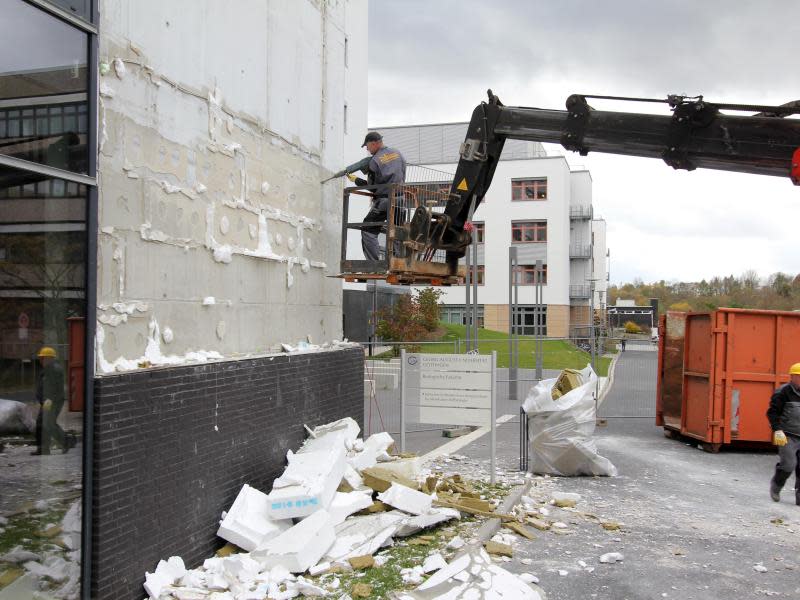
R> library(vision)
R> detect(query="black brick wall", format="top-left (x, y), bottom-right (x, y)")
top-left (91, 347), bottom-right (363, 599)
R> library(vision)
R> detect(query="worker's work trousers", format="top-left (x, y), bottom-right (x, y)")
top-left (35, 398), bottom-right (67, 454)
top-left (361, 197), bottom-right (389, 261)
top-left (772, 433), bottom-right (800, 490)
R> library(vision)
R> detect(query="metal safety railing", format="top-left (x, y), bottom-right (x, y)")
top-left (339, 164), bottom-right (463, 285)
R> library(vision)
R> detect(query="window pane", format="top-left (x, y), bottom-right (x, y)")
top-left (0, 164), bottom-right (86, 593)
top-left (0, 0), bottom-right (90, 174)
top-left (45, 0), bottom-right (93, 22)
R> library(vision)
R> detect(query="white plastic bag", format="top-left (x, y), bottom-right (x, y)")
top-left (0, 398), bottom-right (36, 435)
top-left (522, 365), bottom-right (617, 477)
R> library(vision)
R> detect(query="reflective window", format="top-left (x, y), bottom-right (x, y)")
top-left (47, 0), bottom-right (93, 22)
top-left (0, 164), bottom-right (86, 597)
top-left (0, 0), bottom-right (90, 174)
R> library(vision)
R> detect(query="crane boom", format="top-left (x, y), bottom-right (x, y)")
top-left (437, 91), bottom-right (800, 268)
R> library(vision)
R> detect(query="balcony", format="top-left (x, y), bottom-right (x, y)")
top-left (569, 205), bottom-right (593, 220)
top-left (569, 244), bottom-right (592, 259)
top-left (569, 285), bottom-right (591, 299)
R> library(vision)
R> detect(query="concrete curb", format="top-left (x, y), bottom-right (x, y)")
top-left (471, 478), bottom-right (533, 547)
top-left (597, 352), bottom-right (620, 408)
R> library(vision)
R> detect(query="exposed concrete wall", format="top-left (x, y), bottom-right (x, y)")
top-left (95, 0), bottom-right (367, 372)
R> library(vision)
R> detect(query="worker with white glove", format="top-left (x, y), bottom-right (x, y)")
top-left (767, 363), bottom-right (800, 504)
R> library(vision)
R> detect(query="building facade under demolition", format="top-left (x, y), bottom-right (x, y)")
top-left (0, 0), bottom-right (367, 597)
top-left (377, 123), bottom-right (609, 339)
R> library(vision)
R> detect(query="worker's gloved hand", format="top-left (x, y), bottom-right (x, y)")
top-left (346, 173), bottom-right (358, 182)
top-left (773, 430), bottom-right (788, 446)
top-left (43, 399), bottom-right (53, 412)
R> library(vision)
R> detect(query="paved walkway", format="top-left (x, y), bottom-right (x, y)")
top-left (419, 349), bottom-right (800, 600)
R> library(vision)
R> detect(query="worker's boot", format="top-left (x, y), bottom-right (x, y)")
top-left (770, 467), bottom-right (790, 502)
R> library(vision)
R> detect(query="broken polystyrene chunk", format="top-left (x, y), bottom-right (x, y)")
top-left (416, 549), bottom-right (544, 599)
top-left (551, 492), bottom-right (581, 507)
top-left (301, 417), bottom-right (360, 451)
top-left (348, 432), bottom-right (395, 471)
top-left (252, 510), bottom-right (335, 573)
top-left (377, 483), bottom-right (433, 516)
top-left (217, 484), bottom-right (292, 551)
top-left (395, 507), bottom-right (460, 537)
top-left (422, 553), bottom-right (447, 573)
top-left (401, 565), bottom-right (425, 585)
top-left (342, 464), bottom-right (367, 491)
top-left (222, 553), bottom-right (261, 584)
top-left (143, 556), bottom-right (187, 598)
top-left (308, 561), bottom-right (331, 576)
top-left (325, 513), bottom-right (405, 561)
top-left (295, 576), bottom-right (327, 596)
top-left (143, 570), bottom-right (171, 599)
top-left (447, 535), bottom-right (465, 550)
top-left (599, 552), bottom-right (624, 564)
top-left (328, 491), bottom-right (374, 525)
top-left (372, 457), bottom-right (422, 481)
top-left (267, 445), bottom-right (346, 519)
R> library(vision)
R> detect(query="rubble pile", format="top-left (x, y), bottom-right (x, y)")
top-left (142, 418), bottom-right (545, 599)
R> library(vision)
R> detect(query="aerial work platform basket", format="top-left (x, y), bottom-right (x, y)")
top-left (337, 166), bottom-right (466, 286)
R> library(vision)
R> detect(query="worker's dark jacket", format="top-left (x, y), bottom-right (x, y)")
top-left (367, 146), bottom-right (406, 198)
top-left (36, 362), bottom-right (65, 405)
top-left (767, 383), bottom-right (800, 438)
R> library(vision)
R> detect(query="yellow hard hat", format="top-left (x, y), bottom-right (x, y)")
top-left (37, 346), bottom-right (56, 359)
top-left (790, 363), bottom-right (800, 375)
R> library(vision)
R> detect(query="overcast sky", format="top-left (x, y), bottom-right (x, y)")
top-left (368, 0), bottom-right (800, 284)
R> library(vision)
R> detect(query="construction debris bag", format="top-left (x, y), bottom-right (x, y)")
top-left (522, 365), bottom-right (617, 477)
top-left (0, 398), bottom-right (36, 435)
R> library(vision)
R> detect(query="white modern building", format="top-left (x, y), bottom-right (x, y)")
top-left (378, 122), bottom-right (609, 338)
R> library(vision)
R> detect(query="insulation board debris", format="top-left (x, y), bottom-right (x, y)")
top-left (266, 445), bottom-right (346, 519)
top-left (252, 509), bottom-right (335, 573)
top-left (377, 483), bottom-right (432, 516)
top-left (216, 484), bottom-right (292, 551)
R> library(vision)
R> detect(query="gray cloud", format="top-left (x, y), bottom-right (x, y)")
top-left (368, 1), bottom-right (800, 282)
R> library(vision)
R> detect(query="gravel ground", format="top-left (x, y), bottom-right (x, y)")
top-left (422, 349), bottom-right (800, 599)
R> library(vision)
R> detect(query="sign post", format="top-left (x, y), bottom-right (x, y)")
top-left (400, 351), bottom-right (497, 483)
top-left (400, 349), bottom-right (407, 453)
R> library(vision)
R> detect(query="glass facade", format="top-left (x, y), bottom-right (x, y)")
top-left (0, 0), bottom-right (90, 173)
top-left (0, 1), bottom-right (92, 596)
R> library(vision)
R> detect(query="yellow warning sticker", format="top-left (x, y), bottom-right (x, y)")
top-left (457, 178), bottom-right (468, 192)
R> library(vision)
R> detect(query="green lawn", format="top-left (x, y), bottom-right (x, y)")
top-left (378, 322), bottom-right (611, 376)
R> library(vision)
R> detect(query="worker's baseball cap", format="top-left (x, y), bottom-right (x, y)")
top-left (37, 346), bottom-right (56, 359)
top-left (789, 363), bottom-right (800, 375)
top-left (361, 131), bottom-right (382, 147)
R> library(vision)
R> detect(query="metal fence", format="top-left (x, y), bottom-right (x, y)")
top-left (597, 339), bottom-right (658, 419)
top-left (360, 336), bottom-right (620, 436)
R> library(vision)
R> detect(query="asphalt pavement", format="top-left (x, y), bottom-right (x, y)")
top-left (420, 348), bottom-right (800, 600)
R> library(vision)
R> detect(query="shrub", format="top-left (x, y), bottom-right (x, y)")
top-left (623, 321), bottom-right (642, 334)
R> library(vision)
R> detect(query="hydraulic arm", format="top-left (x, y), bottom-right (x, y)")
top-left (436, 91), bottom-right (800, 268)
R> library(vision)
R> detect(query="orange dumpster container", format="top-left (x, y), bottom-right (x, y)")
top-left (655, 312), bottom-right (687, 432)
top-left (678, 308), bottom-right (800, 452)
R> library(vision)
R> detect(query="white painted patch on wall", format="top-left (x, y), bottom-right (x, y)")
top-left (202, 297), bottom-right (216, 306)
top-left (112, 301), bottom-right (149, 315)
top-left (113, 57), bottom-right (126, 79)
top-left (261, 181), bottom-right (270, 194)
top-left (99, 82), bottom-right (115, 98)
top-left (162, 327), bottom-right (174, 344)
top-left (99, 313), bottom-right (127, 327)
top-left (219, 216), bottom-right (230, 235)
top-left (213, 245), bottom-right (233, 264)
top-left (95, 320), bottom-right (224, 374)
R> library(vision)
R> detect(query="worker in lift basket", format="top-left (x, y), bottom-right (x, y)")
top-left (767, 363), bottom-right (800, 505)
top-left (348, 131), bottom-right (406, 261)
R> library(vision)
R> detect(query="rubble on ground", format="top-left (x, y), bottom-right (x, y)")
top-left (140, 417), bottom-right (547, 599)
